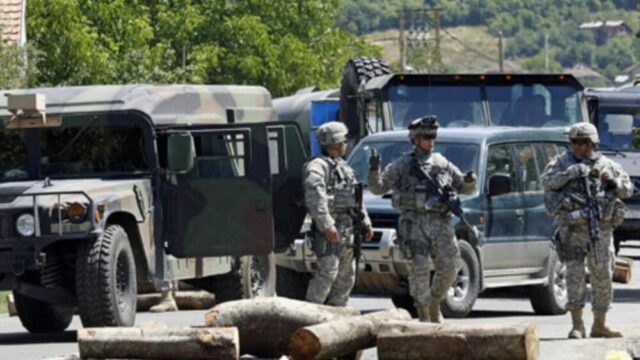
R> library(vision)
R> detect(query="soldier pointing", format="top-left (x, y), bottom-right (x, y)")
top-left (541, 123), bottom-right (632, 338)
top-left (304, 121), bottom-right (373, 306)
top-left (368, 116), bottom-right (476, 322)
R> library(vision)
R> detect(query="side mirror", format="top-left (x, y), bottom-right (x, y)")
top-left (488, 173), bottom-right (512, 197)
top-left (167, 132), bottom-right (195, 173)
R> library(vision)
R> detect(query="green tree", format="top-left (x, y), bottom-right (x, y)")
top-left (26, 0), bottom-right (380, 97)
top-left (0, 43), bottom-right (40, 89)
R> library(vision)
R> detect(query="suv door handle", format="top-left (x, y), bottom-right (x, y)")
top-left (515, 209), bottom-right (525, 217)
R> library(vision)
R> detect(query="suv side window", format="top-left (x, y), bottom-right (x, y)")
top-left (486, 144), bottom-right (516, 194)
top-left (535, 142), bottom-right (567, 176)
top-left (514, 143), bottom-right (540, 191)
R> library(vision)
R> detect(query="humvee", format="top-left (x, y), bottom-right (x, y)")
top-left (0, 85), bottom-right (307, 332)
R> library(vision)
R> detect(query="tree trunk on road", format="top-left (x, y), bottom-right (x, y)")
top-left (77, 326), bottom-right (239, 360)
top-left (377, 321), bottom-right (539, 360)
top-left (205, 297), bottom-right (360, 358)
top-left (137, 291), bottom-right (216, 311)
top-left (290, 308), bottom-right (411, 360)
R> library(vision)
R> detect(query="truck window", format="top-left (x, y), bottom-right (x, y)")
top-left (0, 129), bottom-right (28, 181)
top-left (597, 111), bottom-right (640, 151)
top-left (190, 131), bottom-right (247, 179)
top-left (486, 144), bottom-right (516, 194)
top-left (514, 143), bottom-right (540, 191)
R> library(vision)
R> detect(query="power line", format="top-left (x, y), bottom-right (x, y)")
top-left (440, 28), bottom-right (497, 63)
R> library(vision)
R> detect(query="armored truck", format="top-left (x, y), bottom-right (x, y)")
top-left (586, 88), bottom-right (640, 253)
top-left (0, 85), bottom-right (307, 332)
top-left (275, 57), bottom-right (588, 149)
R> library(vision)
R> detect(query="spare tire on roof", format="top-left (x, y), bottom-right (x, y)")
top-left (339, 57), bottom-right (390, 140)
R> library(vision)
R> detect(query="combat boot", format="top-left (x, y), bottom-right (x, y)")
top-left (428, 301), bottom-right (443, 324)
top-left (416, 304), bottom-right (430, 322)
top-left (590, 311), bottom-right (622, 338)
top-left (149, 289), bottom-right (178, 313)
top-left (568, 308), bottom-right (586, 339)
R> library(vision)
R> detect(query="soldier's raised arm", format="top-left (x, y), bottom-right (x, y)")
top-left (449, 160), bottom-right (476, 195)
top-left (368, 155), bottom-right (402, 195)
top-left (304, 160), bottom-right (334, 231)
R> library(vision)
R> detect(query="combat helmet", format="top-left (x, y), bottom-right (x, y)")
top-left (317, 121), bottom-right (349, 146)
top-left (408, 115), bottom-right (439, 140)
top-left (568, 123), bottom-right (599, 144)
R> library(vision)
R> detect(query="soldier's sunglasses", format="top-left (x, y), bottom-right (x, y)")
top-left (416, 134), bottom-right (436, 140)
top-left (570, 139), bottom-right (590, 146)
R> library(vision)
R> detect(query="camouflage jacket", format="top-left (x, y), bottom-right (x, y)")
top-left (368, 149), bottom-right (476, 213)
top-left (541, 151), bottom-right (633, 223)
top-left (303, 155), bottom-right (371, 231)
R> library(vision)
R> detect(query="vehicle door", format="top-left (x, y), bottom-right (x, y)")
top-left (515, 142), bottom-right (550, 269)
top-left (482, 143), bottom-right (526, 271)
top-left (266, 123), bottom-right (309, 251)
top-left (162, 123), bottom-right (274, 258)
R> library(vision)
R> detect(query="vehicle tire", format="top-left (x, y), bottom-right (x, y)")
top-left (529, 252), bottom-right (568, 315)
top-left (241, 253), bottom-right (276, 298)
top-left (390, 294), bottom-right (417, 318)
top-left (201, 254), bottom-right (275, 303)
top-left (14, 263), bottom-right (74, 333)
top-left (76, 224), bottom-right (137, 327)
top-left (441, 240), bottom-right (480, 318)
top-left (275, 265), bottom-right (311, 300)
top-left (339, 56), bottom-right (390, 136)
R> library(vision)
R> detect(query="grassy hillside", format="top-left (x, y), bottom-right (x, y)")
top-left (367, 25), bottom-right (500, 73)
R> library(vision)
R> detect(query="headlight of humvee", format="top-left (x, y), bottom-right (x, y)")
top-left (16, 213), bottom-right (35, 236)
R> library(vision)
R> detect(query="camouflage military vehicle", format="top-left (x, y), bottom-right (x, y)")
top-left (0, 85), bottom-right (307, 333)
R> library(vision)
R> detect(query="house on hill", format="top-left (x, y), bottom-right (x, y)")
top-left (564, 63), bottom-right (611, 87)
top-left (0, 0), bottom-right (26, 46)
top-left (579, 20), bottom-right (632, 46)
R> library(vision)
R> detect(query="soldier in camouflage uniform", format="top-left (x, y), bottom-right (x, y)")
top-left (304, 121), bottom-right (373, 306)
top-left (368, 116), bottom-right (476, 322)
top-left (541, 123), bottom-right (632, 339)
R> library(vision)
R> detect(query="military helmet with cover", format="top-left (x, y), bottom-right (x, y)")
top-left (317, 121), bottom-right (349, 146)
top-left (568, 123), bottom-right (599, 144)
top-left (408, 115), bottom-right (439, 140)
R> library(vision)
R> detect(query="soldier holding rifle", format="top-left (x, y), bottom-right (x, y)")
top-left (368, 116), bottom-right (477, 322)
top-left (542, 123), bottom-right (632, 339)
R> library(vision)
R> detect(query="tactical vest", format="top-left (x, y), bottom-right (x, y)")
top-left (317, 156), bottom-right (357, 211)
top-left (546, 154), bottom-right (626, 226)
top-left (392, 153), bottom-right (450, 213)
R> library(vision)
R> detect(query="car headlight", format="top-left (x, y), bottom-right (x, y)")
top-left (67, 202), bottom-right (87, 223)
top-left (16, 213), bottom-right (35, 237)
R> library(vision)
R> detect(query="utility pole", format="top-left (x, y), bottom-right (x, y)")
top-left (434, 9), bottom-right (441, 68)
top-left (544, 33), bottom-right (549, 73)
top-left (498, 31), bottom-right (504, 73)
top-left (399, 9), bottom-right (406, 71)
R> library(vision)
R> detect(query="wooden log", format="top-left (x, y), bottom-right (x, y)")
top-left (613, 257), bottom-right (633, 284)
top-left (290, 308), bottom-right (411, 360)
top-left (77, 326), bottom-right (239, 360)
top-left (377, 321), bottom-right (539, 360)
top-left (6, 293), bottom-right (17, 317)
top-left (205, 297), bottom-right (360, 358)
top-left (137, 291), bottom-right (217, 311)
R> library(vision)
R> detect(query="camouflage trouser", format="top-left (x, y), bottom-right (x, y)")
top-left (306, 214), bottom-right (355, 306)
top-left (558, 223), bottom-right (614, 312)
top-left (399, 211), bottom-right (460, 306)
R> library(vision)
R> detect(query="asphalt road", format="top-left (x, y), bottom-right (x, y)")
top-left (1, 241), bottom-right (639, 360)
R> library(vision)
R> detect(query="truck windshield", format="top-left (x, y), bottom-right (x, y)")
top-left (596, 109), bottom-right (640, 151)
top-left (348, 140), bottom-right (480, 183)
top-left (0, 115), bottom-right (150, 182)
top-left (388, 83), bottom-right (582, 129)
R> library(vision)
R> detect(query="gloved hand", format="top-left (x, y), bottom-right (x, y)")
top-left (601, 171), bottom-right (618, 191)
top-left (567, 163), bottom-right (590, 179)
top-left (463, 170), bottom-right (476, 183)
top-left (369, 149), bottom-right (381, 171)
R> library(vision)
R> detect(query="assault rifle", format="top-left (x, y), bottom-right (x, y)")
top-left (567, 169), bottom-right (602, 264)
top-left (350, 183), bottom-right (366, 280)
top-left (410, 157), bottom-right (478, 241)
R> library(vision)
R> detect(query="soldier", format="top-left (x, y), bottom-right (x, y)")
top-left (541, 123), bottom-right (632, 339)
top-left (368, 116), bottom-right (476, 322)
top-left (304, 121), bottom-right (373, 306)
